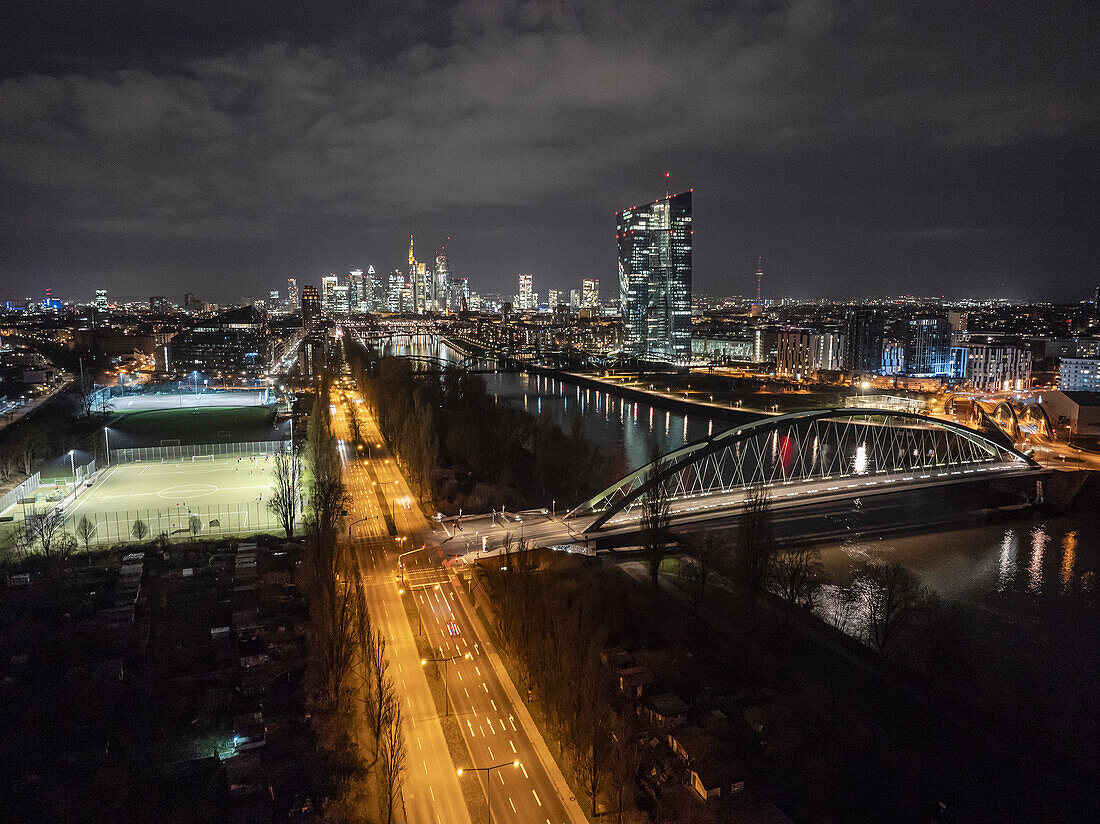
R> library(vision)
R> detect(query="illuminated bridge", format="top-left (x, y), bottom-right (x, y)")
top-left (566, 408), bottom-right (1040, 531)
top-left (450, 408), bottom-right (1043, 560)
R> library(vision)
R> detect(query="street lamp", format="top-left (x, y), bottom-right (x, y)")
top-left (420, 651), bottom-right (471, 716)
top-left (68, 449), bottom-right (76, 490)
top-left (457, 761), bottom-right (520, 823)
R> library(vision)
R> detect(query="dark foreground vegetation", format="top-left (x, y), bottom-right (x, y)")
top-left (466, 470), bottom-right (1100, 824)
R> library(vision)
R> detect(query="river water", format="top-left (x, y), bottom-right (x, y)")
top-left (381, 335), bottom-right (1098, 612)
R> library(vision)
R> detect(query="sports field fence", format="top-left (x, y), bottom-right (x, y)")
top-left (0, 473), bottom-right (40, 516)
top-left (62, 501), bottom-right (289, 545)
top-left (109, 439), bottom-right (291, 465)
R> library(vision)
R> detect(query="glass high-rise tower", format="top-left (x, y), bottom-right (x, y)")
top-left (617, 190), bottom-right (692, 361)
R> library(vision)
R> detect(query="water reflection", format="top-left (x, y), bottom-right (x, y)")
top-left (1028, 525), bottom-right (1049, 593)
top-left (998, 530), bottom-right (1018, 592)
top-left (381, 333), bottom-right (733, 471)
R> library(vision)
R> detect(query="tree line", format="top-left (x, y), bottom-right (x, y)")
top-left (296, 383), bottom-right (406, 824)
top-left (344, 339), bottom-right (613, 515)
top-left (481, 539), bottom-right (640, 820)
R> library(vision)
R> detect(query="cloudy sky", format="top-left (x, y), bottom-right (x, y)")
top-left (0, 0), bottom-right (1096, 303)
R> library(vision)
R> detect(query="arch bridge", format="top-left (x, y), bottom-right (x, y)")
top-left (566, 408), bottom-right (1041, 532)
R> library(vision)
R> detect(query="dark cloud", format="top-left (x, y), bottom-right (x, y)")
top-left (0, 0), bottom-right (1096, 301)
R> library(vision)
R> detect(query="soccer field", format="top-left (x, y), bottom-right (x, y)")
top-left (60, 455), bottom-right (291, 544)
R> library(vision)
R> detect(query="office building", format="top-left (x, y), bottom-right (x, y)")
top-left (964, 343), bottom-right (1032, 391)
top-left (777, 330), bottom-right (846, 378)
top-left (582, 278), bottom-right (599, 309)
top-left (301, 285), bottom-right (320, 329)
top-left (169, 305), bottom-right (271, 376)
top-left (1059, 358), bottom-right (1100, 392)
top-left (149, 296), bottom-right (171, 313)
top-left (845, 309), bottom-right (884, 374)
top-left (547, 289), bottom-right (559, 308)
top-left (387, 271), bottom-right (403, 312)
top-left (569, 289), bottom-right (581, 309)
top-left (95, 289), bottom-right (108, 312)
top-left (286, 278), bottom-right (299, 311)
top-left (332, 284), bottom-right (350, 315)
top-left (434, 249), bottom-right (450, 313)
top-left (320, 275), bottom-right (338, 314)
top-left (348, 270), bottom-right (365, 312)
top-left (617, 190), bottom-right (692, 361)
top-left (906, 316), bottom-right (951, 376)
top-left (518, 274), bottom-right (534, 311)
top-left (366, 265), bottom-right (381, 312)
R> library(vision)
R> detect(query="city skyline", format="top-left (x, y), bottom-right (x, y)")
top-left (0, 2), bottom-right (1095, 302)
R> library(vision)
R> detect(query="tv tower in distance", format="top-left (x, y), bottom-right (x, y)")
top-left (751, 256), bottom-right (764, 316)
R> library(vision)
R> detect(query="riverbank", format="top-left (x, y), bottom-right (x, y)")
top-left (442, 335), bottom-right (765, 426)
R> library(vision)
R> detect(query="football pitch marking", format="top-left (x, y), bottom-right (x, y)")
top-left (157, 483), bottom-right (218, 499)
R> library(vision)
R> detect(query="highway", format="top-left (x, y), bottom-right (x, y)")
top-left (331, 382), bottom-right (585, 824)
top-left (332, 390), bottom-right (472, 824)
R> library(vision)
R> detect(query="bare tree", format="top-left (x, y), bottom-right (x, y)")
top-left (17, 425), bottom-right (47, 476)
top-left (851, 560), bottom-right (936, 664)
top-left (266, 451), bottom-right (302, 538)
top-left (678, 530), bottom-right (729, 611)
top-left (733, 484), bottom-right (776, 607)
top-left (131, 518), bottom-right (149, 541)
top-left (379, 700), bottom-right (406, 824)
top-left (25, 508), bottom-right (75, 575)
top-left (640, 465), bottom-right (672, 587)
top-left (769, 542), bottom-right (823, 623)
top-left (76, 515), bottom-right (96, 553)
top-left (25, 508), bottom-right (65, 557)
top-left (188, 514), bottom-right (202, 540)
top-left (365, 626), bottom-right (396, 763)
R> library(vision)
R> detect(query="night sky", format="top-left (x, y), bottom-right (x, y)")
top-left (0, 1), bottom-right (1096, 302)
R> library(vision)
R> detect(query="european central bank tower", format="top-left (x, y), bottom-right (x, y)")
top-left (617, 190), bottom-right (692, 362)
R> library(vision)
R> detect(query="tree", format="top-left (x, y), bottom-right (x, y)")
top-left (379, 700), bottom-right (406, 824)
top-left (769, 542), bottom-right (823, 623)
top-left (188, 514), bottom-right (202, 540)
top-left (131, 518), bottom-right (149, 541)
top-left (266, 451), bottom-right (302, 538)
top-left (16, 425), bottom-right (47, 476)
top-left (678, 530), bottom-right (729, 611)
top-left (640, 464), bottom-right (671, 587)
top-left (851, 560), bottom-right (936, 664)
top-left (732, 484), bottom-right (776, 607)
top-left (365, 626), bottom-right (396, 763)
top-left (76, 515), bottom-right (96, 553)
top-left (24, 508), bottom-right (75, 575)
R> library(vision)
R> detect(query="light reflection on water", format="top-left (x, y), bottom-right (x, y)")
top-left (825, 520), bottom-right (1098, 607)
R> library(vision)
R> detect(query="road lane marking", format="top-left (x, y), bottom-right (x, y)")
top-left (533, 790), bottom-right (542, 806)
top-left (520, 763), bottom-right (528, 779)
top-left (510, 739), bottom-right (516, 753)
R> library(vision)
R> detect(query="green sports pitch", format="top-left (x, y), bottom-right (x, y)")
top-left (60, 454), bottom-right (290, 544)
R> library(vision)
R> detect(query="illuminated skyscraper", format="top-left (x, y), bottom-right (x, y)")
top-left (617, 190), bottom-right (692, 361)
top-left (348, 269), bottom-right (365, 312)
top-left (518, 274), bottom-right (534, 311)
top-left (95, 289), bottom-right (108, 312)
top-left (301, 285), bottom-right (320, 329)
top-left (434, 248), bottom-right (450, 312)
top-left (581, 278), bottom-right (599, 309)
top-left (286, 278), bottom-right (299, 311)
top-left (320, 274), bottom-right (338, 314)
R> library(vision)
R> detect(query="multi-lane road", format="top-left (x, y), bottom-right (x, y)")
top-left (330, 383), bottom-right (585, 824)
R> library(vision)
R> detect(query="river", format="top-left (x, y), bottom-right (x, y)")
top-left (380, 334), bottom-right (1098, 613)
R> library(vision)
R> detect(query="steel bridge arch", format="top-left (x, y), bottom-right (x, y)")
top-left (1019, 400), bottom-right (1053, 438)
top-left (566, 407), bottom-right (1038, 531)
